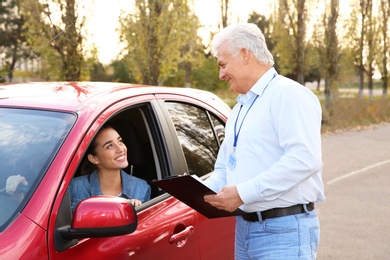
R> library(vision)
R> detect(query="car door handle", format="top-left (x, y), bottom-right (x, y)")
top-left (169, 226), bottom-right (194, 247)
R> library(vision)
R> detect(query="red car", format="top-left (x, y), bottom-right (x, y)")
top-left (0, 82), bottom-right (234, 259)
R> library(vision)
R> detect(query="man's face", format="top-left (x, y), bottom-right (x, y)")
top-left (217, 42), bottom-right (247, 94)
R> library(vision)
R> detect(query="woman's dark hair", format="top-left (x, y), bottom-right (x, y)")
top-left (79, 124), bottom-right (114, 175)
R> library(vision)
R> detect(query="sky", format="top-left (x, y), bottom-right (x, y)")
top-left (86, 0), bottom-right (274, 64)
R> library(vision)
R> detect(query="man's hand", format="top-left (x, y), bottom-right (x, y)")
top-left (6, 175), bottom-right (28, 195)
top-left (204, 185), bottom-right (243, 212)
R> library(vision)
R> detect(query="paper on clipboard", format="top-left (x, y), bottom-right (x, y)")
top-left (152, 175), bottom-right (247, 219)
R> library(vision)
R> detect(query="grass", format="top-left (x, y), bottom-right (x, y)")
top-left (321, 97), bottom-right (390, 134)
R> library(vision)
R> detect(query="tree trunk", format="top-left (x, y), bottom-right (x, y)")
top-left (358, 0), bottom-right (367, 99)
top-left (359, 67), bottom-right (364, 99)
top-left (324, 0), bottom-right (340, 104)
top-left (324, 78), bottom-right (331, 109)
top-left (380, 0), bottom-right (389, 99)
top-left (296, 0), bottom-right (306, 85)
top-left (368, 74), bottom-right (373, 100)
top-left (220, 0), bottom-right (229, 28)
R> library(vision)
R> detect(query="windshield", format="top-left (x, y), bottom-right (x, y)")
top-left (0, 108), bottom-right (75, 230)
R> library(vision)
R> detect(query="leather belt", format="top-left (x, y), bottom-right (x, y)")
top-left (242, 202), bottom-right (315, 222)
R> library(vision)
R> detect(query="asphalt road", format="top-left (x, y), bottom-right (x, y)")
top-left (317, 123), bottom-right (390, 259)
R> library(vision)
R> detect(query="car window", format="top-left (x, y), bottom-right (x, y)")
top-left (71, 105), bottom-right (162, 201)
top-left (165, 102), bottom-right (223, 177)
top-left (0, 108), bottom-right (75, 229)
top-left (110, 107), bottom-right (161, 198)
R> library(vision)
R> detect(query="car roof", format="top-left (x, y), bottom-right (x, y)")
top-left (0, 81), bottom-right (230, 113)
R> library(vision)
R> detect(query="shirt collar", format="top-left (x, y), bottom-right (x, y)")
top-left (237, 67), bottom-right (277, 105)
top-left (121, 170), bottom-right (133, 198)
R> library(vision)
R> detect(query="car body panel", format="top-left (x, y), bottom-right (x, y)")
top-left (51, 197), bottom-right (201, 259)
top-left (0, 82), bottom-right (234, 259)
top-left (0, 214), bottom-right (47, 258)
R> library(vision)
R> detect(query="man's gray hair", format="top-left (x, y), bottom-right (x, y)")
top-left (211, 23), bottom-right (274, 66)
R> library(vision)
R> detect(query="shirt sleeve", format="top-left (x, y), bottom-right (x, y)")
top-left (69, 176), bottom-right (91, 212)
top-left (203, 113), bottom-right (236, 192)
top-left (126, 174), bottom-right (151, 202)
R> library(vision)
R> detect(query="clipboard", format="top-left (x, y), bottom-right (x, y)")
top-left (152, 175), bottom-right (247, 219)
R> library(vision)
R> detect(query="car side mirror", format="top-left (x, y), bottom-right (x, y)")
top-left (59, 196), bottom-right (138, 240)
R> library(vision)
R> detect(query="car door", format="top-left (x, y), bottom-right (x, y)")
top-left (155, 94), bottom-right (235, 259)
top-left (49, 95), bottom-right (203, 259)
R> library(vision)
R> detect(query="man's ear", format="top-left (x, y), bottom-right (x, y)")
top-left (88, 154), bottom-right (99, 165)
top-left (240, 48), bottom-right (250, 63)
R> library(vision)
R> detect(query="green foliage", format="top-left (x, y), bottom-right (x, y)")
top-left (163, 68), bottom-right (187, 87)
top-left (0, 66), bottom-right (8, 83)
top-left (337, 47), bottom-right (359, 86)
top-left (20, 0), bottom-right (86, 81)
top-left (321, 0), bottom-right (341, 107)
top-left (0, 0), bottom-right (31, 82)
top-left (192, 56), bottom-right (228, 91)
top-left (110, 59), bottom-right (136, 83)
top-left (273, 0), bottom-right (309, 84)
top-left (88, 62), bottom-right (107, 82)
top-left (119, 0), bottom-right (201, 86)
top-left (303, 42), bottom-right (321, 82)
top-left (272, 22), bottom-right (297, 77)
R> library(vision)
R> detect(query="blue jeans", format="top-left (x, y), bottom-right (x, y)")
top-left (234, 209), bottom-right (320, 259)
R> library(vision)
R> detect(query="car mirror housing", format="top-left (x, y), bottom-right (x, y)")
top-left (59, 196), bottom-right (138, 240)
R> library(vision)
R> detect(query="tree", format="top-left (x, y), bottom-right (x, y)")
top-left (304, 41), bottom-right (321, 88)
top-left (178, 13), bottom-right (203, 88)
top-left (323, 0), bottom-right (341, 107)
top-left (219, 0), bottom-right (230, 28)
top-left (110, 59), bottom-right (136, 83)
top-left (346, 0), bottom-right (374, 99)
top-left (192, 55), bottom-right (227, 91)
top-left (273, 0), bottom-right (315, 84)
top-left (309, 16), bottom-right (325, 90)
top-left (164, 39), bottom-right (205, 88)
top-left (377, 0), bottom-right (390, 99)
top-left (119, 0), bottom-right (200, 86)
top-left (365, 0), bottom-right (378, 100)
top-left (21, 0), bottom-right (86, 81)
top-left (88, 62), bottom-right (107, 82)
top-left (0, 0), bottom-right (31, 82)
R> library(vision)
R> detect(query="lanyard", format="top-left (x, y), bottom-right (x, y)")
top-left (233, 95), bottom-right (258, 151)
top-left (233, 73), bottom-right (277, 151)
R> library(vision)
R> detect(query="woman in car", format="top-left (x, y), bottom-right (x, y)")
top-left (69, 124), bottom-right (151, 212)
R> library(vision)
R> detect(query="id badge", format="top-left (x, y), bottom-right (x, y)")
top-left (227, 152), bottom-right (237, 171)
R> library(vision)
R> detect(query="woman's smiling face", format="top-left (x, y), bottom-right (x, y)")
top-left (88, 127), bottom-right (128, 171)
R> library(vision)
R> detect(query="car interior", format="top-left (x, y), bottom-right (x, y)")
top-left (74, 104), bottom-right (163, 199)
